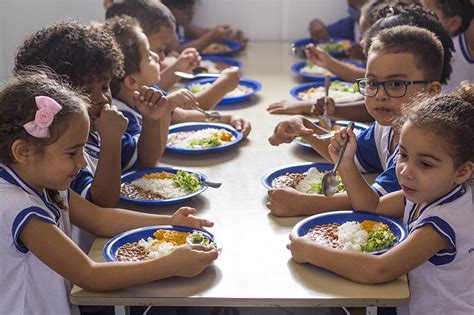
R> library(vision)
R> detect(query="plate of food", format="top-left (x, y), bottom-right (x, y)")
top-left (201, 39), bottom-right (242, 56)
top-left (103, 225), bottom-right (217, 262)
top-left (185, 78), bottom-right (261, 105)
top-left (290, 80), bottom-right (363, 103)
top-left (293, 120), bottom-right (369, 151)
top-left (291, 37), bottom-right (353, 58)
top-left (166, 122), bottom-right (243, 154)
top-left (292, 211), bottom-right (408, 254)
top-left (197, 56), bottom-right (242, 73)
top-left (291, 59), bottom-right (364, 81)
top-left (120, 167), bottom-right (208, 205)
top-left (262, 162), bottom-right (344, 194)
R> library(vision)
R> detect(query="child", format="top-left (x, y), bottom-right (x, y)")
top-left (420, 0), bottom-right (474, 91)
top-left (267, 25), bottom-right (443, 216)
top-left (0, 71), bottom-right (218, 315)
top-left (288, 81), bottom-right (474, 314)
top-left (161, 0), bottom-right (248, 52)
top-left (105, 0), bottom-right (244, 112)
top-left (105, 15), bottom-right (251, 139)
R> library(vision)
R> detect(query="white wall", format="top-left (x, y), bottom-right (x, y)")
top-left (0, 0), bottom-right (347, 80)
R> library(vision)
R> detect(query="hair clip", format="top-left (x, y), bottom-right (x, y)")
top-left (23, 96), bottom-right (62, 138)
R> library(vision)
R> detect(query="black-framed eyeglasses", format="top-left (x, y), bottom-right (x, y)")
top-left (356, 78), bottom-right (432, 98)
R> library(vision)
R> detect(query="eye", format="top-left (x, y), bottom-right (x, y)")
top-left (398, 152), bottom-right (407, 160)
top-left (388, 80), bottom-right (404, 88)
top-left (420, 161), bottom-right (433, 169)
top-left (367, 80), bottom-right (379, 88)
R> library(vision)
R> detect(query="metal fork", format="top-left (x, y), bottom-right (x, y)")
top-left (192, 106), bottom-right (222, 121)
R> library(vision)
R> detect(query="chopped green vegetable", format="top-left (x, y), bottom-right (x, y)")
top-left (318, 42), bottom-right (345, 52)
top-left (172, 171), bottom-right (201, 193)
top-left (306, 175), bottom-right (345, 194)
top-left (188, 136), bottom-right (222, 148)
top-left (188, 231), bottom-right (211, 246)
top-left (330, 80), bottom-right (359, 93)
top-left (361, 228), bottom-right (396, 252)
top-left (188, 83), bottom-right (212, 94)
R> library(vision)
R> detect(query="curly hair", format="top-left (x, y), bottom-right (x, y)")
top-left (14, 19), bottom-right (124, 87)
top-left (105, 0), bottom-right (175, 36)
top-left (368, 25), bottom-right (444, 83)
top-left (360, 0), bottom-right (420, 28)
top-left (0, 68), bottom-right (90, 209)
top-left (103, 16), bottom-right (143, 95)
top-left (431, 0), bottom-right (473, 35)
top-left (394, 81), bottom-right (474, 168)
top-left (364, 4), bottom-right (453, 85)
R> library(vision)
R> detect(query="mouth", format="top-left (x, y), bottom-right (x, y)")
top-left (400, 184), bottom-right (417, 195)
top-left (374, 107), bottom-right (392, 113)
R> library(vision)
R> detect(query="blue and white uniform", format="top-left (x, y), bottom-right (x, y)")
top-left (327, 16), bottom-right (359, 42)
top-left (446, 33), bottom-right (474, 92)
top-left (0, 164), bottom-right (78, 315)
top-left (398, 184), bottom-right (474, 315)
top-left (354, 122), bottom-right (400, 196)
top-left (114, 98), bottom-right (143, 138)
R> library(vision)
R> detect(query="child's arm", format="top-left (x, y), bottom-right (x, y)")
top-left (305, 44), bottom-right (365, 83)
top-left (89, 104), bottom-right (129, 207)
top-left (180, 25), bottom-right (233, 53)
top-left (268, 116), bottom-right (333, 161)
top-left (312, 97), bottom-right (373, 122)
top-left (267, 100), bottom-right (314, 115)
top-left (157, 48), bottom-right (201, 91)
top-left (288, 222), bottom-right (450, 284)
top-left (194, 67), bottom-right (240, 110)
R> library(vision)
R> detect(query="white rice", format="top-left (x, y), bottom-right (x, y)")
top-left (168, 128), bottom-right (233, 149)
top-left (138, 238), bottom-right (176, 259)
top-left (337, 221), bottom-right (368, 251)
top-left (300, 64), bottom-right (333, 76)
top-left (298, 87), bottom-right (363, 103)
top-left (131, 178), bottom-right (188, 199)
top-left (199, 60), bottom-right (221, 73)
top-left (295, 167), bottom-right (325, 194)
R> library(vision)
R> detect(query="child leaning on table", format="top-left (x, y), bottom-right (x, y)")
top-left (288, 81), bottom-right (474, 315)
top-left (267, 25), bottom-right (444, 216)
top-left (104, 15), bottom-right (251, 140)
top-left (0, 71), bottom-right (218, 315)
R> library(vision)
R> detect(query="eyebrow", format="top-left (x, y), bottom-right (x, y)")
top-left (366, 73), bottom-right (409, 79)
top-left (65, 143), bottom-right (85, 151)
top-left (399, 145), bottom-right (442, 162)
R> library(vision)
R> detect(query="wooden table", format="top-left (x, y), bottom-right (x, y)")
top-left (70, 41), bottom-right (409, 314)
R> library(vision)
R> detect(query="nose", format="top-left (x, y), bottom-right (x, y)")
top-left (374, 83), bottom-right (389, 101)
top-left (77, 149), bottom-right (88, 169)
top-left (398, 162), bottom-right (414, 180)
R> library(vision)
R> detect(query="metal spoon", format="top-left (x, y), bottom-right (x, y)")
top-left (201, 180), bottom-right (222, 189)
top-left (174, 71), bottom-right (220, 80)
top-left (192, 106), bottom-right (222, 121)
top-left (321, 121), bottom-right (355, 197)
top-left (312, 132), bottom-right (335, 140)
top-left (319, 75), bottom-right (332, 131)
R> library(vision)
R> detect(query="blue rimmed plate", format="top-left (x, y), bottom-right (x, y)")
top-left (290, 81), bottom-right (361, 102)
top-left (200, 39), bottom-right (242, 56)
top-left (291, 59), bottom-right (364, 81)
top-left (291, 37), bottom-right (353, 58)
top-left (261, 162), bottom-right (334, 189)
top-left (103, 225), bottom-right (216, 262)
top-left (166, 122), bottom-right (243, 154)
top-left (293, 120), bottom-right (369, 151)
top-left (292, 211), bottom-right (408, 255)
top-left (120, 167), bottom-right (208, 205)
top-left (185, 78), bottom-right (261, 105)
top-left (199, 56), bottom-right (242, 73)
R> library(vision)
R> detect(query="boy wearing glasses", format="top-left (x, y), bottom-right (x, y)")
top-left (267, 25), bottom-right (443, 216)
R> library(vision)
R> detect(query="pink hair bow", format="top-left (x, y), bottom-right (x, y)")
top-left (23, 96), bottom-right (63, 138)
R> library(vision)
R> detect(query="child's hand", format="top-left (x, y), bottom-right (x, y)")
top-left (266, 187), bottom-right (309, 217)
top-left (311, 97), bottom-right (336, 117)
top-left (267, 100), bottom-right (313, 115)
top-left (308, 19), bottom-right (330, 41)
top-left (231, 29), bottom-right (249, 47)
top-left (268, 116), bottom-right (314, 146)
top-left (166, 245), bottom-right (218, 277)
top-left (305, 43), bottom-right (332, 68)
top-left (166, 89), bottom-right (199, 110)
top-left (345, 43), bottom-right (365, 60)
top-left (94, 104), bottom-right (128, 141)
top-left (132, 86), bottom-right (167, 120)
top-left (170, 207), bottom-right (214, 229)
top-left (220, 114), bottom-right (251, 138)
top-left (210, 24), bottom-right (233, 41)
top-left (218, 66), bottom-right (240, 92)
top-left (175, 48), bottom-right (201, 73)
top-left (287, 234), bottom-right (313, 264)
top-left (328, 127), bottom-right (357, 169)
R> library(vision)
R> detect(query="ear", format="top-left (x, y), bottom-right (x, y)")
top-left (427, 81), bottom-right (442, 95)
top-left (454, 161), bottom-right (473, 185)
top-left (11, 139), bottom-right (35, 165)
top-left (445, 16), bottom-right (463, 36)
top-left (123, 74), bottom-right (141, 91)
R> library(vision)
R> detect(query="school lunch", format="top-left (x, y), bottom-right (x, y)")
top-left (188, 83), bottom-right (254, 98)
top-left (297, 80), bottom-right (363, 103)
top-left (271, 167), bottom-right (345, 194)
top-left (167, 128), bottom-right (235, 149)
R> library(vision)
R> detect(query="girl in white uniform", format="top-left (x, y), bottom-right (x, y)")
top-left (288, 81), bottom-right (474, 314)
top-left (0, 71), bottom-right (218, 315)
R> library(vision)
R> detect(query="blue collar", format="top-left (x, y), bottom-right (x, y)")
top-left (386, 128), bottom-right (399, 167)
top-left (459, 33), bottom-right (474, 64)
top-left (0, 164), bottom-right (61, 222)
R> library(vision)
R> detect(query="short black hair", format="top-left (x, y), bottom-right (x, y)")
top-left (14, 19), bottom-right (124, 87)
top-left (364, 4), bottom-right (453, 85)
top-left (161, 0), bottom-right (196, 9)
top-left (369, 25), bottom-right (444, 83)
top-left (103, 16), bottom-right (143, 95)
top-left (105, 0), bottom-right (175, 36)
top-left (432, 0), bottom-right (473, 35)
top-left (361, 0), bottom-right (420, 28)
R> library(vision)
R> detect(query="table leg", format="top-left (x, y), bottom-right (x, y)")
top-left (114, 305), bottom-right (130, 315)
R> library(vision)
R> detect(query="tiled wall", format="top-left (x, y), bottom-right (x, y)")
top-left (0, 0), bottom-right (347, 80)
